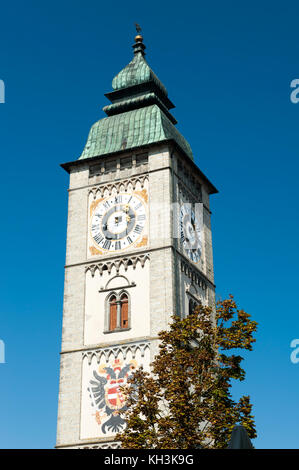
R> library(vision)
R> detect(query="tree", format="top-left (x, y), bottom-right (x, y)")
top-left (116, 296), bottom-right (258, 449)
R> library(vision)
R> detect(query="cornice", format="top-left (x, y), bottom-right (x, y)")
top-left (56, 438), bottom-right (120, 449)
top-left (60, 335), bottom-right (159, 356)
top-left (65, 246), bottom-right (163, 269)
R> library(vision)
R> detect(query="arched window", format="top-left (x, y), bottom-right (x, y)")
top-left (120, 293), bottom-right (128, 328)
top-left (106, 291), bottom-right (131, 333)
top-left (109, 295), bottom-right (117, 331)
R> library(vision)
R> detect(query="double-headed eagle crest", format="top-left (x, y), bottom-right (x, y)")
top-left (88, 358), bottom-right (137, 434)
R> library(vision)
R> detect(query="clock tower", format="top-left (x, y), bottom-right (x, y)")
top-left (56, 32), bottom-right (217, 449)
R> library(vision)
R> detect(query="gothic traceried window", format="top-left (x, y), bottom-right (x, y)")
top-left (106, 291), bottom-right (130, 333)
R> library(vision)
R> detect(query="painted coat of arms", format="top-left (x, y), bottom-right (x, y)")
top-left (88, 358), bottom-right (137, 434)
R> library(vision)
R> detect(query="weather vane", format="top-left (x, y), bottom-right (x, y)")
top-left (135, 23), bottom-right (142, 34)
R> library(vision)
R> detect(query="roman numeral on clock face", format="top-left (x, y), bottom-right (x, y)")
top-left (115, 241), bottom-right (121, 250)
top-left (103, 239), bottom-right (111, 250)
top-left (134, 224), bottom-right (143, 234)
top-left (94, 234), bottom-right (104, 244)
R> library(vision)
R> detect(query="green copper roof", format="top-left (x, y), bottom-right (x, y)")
top-left (79, 104), bottom-right (193, 160)
top-left (112, 52), bottom-right (168, 96)
top-left (102, 92), bottom-right (177, 124)
top-left (78, 34), bottom-right (193, 162)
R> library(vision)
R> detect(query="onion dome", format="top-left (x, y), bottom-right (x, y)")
top-left (79, 31), bottom-right (193, 161)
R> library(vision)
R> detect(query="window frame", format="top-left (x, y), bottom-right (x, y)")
top-left (104, 290), bottom-right (131, 334)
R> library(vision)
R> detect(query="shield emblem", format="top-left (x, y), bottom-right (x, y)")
top-left (105, 377), bottom-right (126, 410)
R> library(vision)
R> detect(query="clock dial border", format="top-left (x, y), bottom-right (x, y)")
top-left (89, 192), bottom-right (148, 255)
top-left (180, 203), bottom-right (202, 265)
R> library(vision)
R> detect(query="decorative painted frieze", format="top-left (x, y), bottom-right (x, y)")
top-left (82, 340), bottom-right (150, 365)
top-left (89, 175), bottom-right (148, 199)
top-left (85, 253), bottom-right (150, 277)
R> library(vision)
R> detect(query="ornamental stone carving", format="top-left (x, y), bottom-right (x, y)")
top-left (82, 341), bottom-right (150, 365)
top-left (85, 253), bottom-right (150, 277)
top-left (89, 175), bottom-right (148, 199)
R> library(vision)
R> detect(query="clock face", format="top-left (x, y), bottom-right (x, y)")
top-left (180, 204), bottom-right (202, 264)
top-left (90, 193), bottom-right (146, 253)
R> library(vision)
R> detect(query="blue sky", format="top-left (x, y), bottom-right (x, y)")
top-left (0, 0), bottom-right (298, 449)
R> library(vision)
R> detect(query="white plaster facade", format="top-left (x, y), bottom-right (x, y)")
top-left (84, 259), bottom-right (150, 345)
top-left (56, 144), bottom-right (216, 448)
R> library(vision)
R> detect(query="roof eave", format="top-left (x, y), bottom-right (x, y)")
top-left (60, 139), bottom-right (218, 195)
top-left (105, 81), bottom-right (175, 110)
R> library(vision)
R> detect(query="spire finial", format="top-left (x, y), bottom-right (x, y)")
top-left (133, 23), bottom-right (146, 56)
top-left (135, 23), bottom-right (142, 34)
